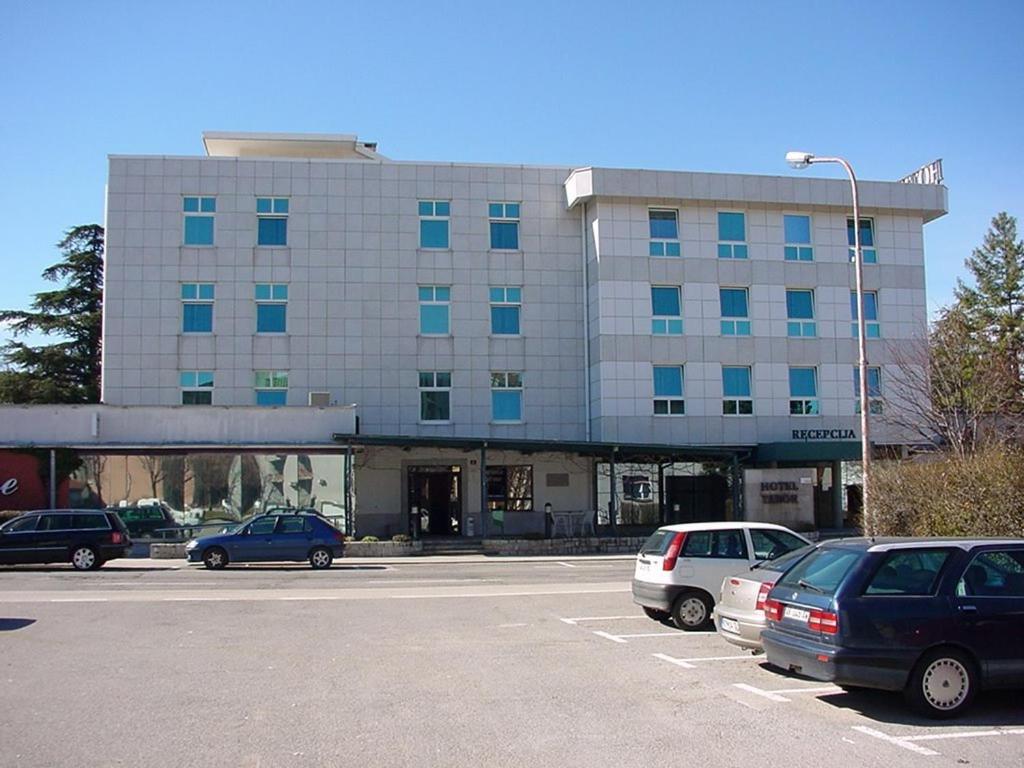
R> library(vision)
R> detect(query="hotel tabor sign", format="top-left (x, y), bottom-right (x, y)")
top-left (792, 428), bottom-right (856, 441)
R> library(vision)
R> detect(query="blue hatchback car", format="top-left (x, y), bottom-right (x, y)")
top-left (761, 537), bottom-right (1024, 718)
top-left (186, 513), bottom-right (345, 570)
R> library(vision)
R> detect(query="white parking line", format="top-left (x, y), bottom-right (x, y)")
top-left (559, 615), bottom-right (647, 625)
top-left (903, 728), bottom-right (1024, 742)
top-left (49, 597), bottom-right (109, 603)
top-left (852, 726), bottom-right (940, 756)
top-left (592, 630), bottom-right (708, 643)
top-left (732, 682), bottom-right (843, 702)
top-left (593, 631), bottom-right (628, 644)
top-left (654, 652), bottom-right (759, 669)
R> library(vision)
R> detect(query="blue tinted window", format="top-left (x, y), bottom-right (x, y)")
top-left (256, 304), bottom-right (287, 333)
top-left (488, 203), bottom-right (503, 218)
top-left (853, 367), bottom-right (882, 397)
top-left (492, 391), bottom-right (522, 421)
top-left (180, 371), bottom-right (196, 387)
top-left (653, 366), bottom-right (683, 397)
top-left (722, 367), bottom-right (751, 397)
top-left (720, 288), bottom-right (748, 317)
top-left (196, 371), bottom-right (214, 387)
top-left (197, 284), bottom-right (214, 300)
top-left (255, 284), bottom-right (271, 300)
top-left (181, 284), bottom-right (197, 300)
top-left (649, 210), bottom-right (678, 240)
top-left (199, 197), bottom-right (216, 213)
top-left (182, 303), bottom-right (212, 333)
top-left (273, 198), bottom-right (288, 214)
top-left (183, 197), bottom-right (199, 212)
top-left (272, 284), bottom-right (288, 300)
top-left (505, 203), bottom-right (520, 218)
top-left (784, 215), bottom-right (811, 244)
top-left (490, 221), bottom-right (519, 249)
top-left (420, 305), bottom-right (449, 335)
top-left (256, 390), bottom-right (287, 406)
top-left (184, 216), bottom-right (214, 246)
top-left (435, 201), bottom-right (450, 216)
top-left (847, 218), bottom-right (874, 247)
top-left (789, 367), bottom-right (817, 397)
top-left (420, 219), bottom-right (449, 249)
top-left (258, 217), bottom-right (287, 246)
top-left (491, 306), bottom-right (520, 335)
top-left (786, 290), bottom-right (814, 319)
top-left (651, 287), bottom-right (680, 316)
top-left (718, 212), bottom-right (745, 242)
top-left (433, 286), bottom-right (450, 301)
top-left (257, 198), bottom-right (272, 213)
top-left (850, 291), bottom-right (878, 320)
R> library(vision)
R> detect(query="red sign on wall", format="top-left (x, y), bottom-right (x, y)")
top-left (0, 452), bottom-right (70, 510)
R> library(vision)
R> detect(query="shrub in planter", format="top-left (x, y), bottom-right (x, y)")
top-left (360, 535), bottom-right (380, 542)
top-left (392, 534), bottom-right (412, 543)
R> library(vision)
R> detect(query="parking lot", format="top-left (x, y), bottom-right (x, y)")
top-left (0, 557), bottom-right (1022, 767)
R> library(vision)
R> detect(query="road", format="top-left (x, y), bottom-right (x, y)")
top-left (0, 556), bottom-right (1022, 767)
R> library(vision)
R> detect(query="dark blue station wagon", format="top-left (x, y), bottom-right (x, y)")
top-left (186, 513), bottom-right (345, 570)
top-left (761, 538), bottom-right (1024, 718)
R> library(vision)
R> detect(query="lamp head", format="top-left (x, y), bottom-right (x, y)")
top-left (786, 151), bottom-right (814, 169)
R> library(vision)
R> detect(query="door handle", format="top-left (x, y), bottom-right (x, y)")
top-left (958, 604), bottom-right (978, 613)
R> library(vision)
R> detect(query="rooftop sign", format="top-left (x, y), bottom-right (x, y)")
top-left (898, 159), bottom-right (943, 185)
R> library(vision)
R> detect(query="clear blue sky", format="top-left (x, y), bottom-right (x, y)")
top-left (2, 0), bottom-right (1022, 346)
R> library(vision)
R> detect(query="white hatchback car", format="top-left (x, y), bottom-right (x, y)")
top-left (631, 522), bottom-right (811, 630)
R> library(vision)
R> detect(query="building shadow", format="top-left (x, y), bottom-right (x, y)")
top-left (0, 618), bottom-right (36, 631)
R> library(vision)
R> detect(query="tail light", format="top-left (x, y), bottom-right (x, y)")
top-left (111, 531), bottom-right (124, 545)
top-left (755, 580), bottom-right (776, 612)
top-left (763, 598), bottom-right (783, 622)
top-left (809, 609), bottom-right (839, 635)
top-left (662, 532), bottom-right (687, 571)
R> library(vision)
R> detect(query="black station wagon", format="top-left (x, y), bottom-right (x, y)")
top-left (761, 537), bottom-right (1024, 718)
top-left (0, 510), bottom-right (133, 570)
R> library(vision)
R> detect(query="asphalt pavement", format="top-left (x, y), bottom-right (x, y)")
top-left (0, 556), bottom-right (1022, 767)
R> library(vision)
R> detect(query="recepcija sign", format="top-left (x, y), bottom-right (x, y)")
top-left (792, 429), bottom-right (856, 441)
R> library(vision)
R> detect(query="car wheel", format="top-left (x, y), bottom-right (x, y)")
top-left (672, 591), bottom-right (713, 631)
top-left (642, 606), bottom-right (670, 622)
top-left (71, 546), bottom-right (100, 571)
top-left (203, 547), bottom-right (228, 570)
top-left (905, 648), bottom-right (977, 719)
top-left (309, 547), bottom-right (333, 570)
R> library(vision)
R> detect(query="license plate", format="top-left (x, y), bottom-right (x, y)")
top-left (637, 559), bottom-right (651, 571)
top-left (720, 617), bottom-right (740, 634)
top-left (784, 606), bottom-right (810, 623)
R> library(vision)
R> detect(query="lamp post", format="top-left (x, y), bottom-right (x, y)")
top-left (785, 151), bottom-right (873, 536)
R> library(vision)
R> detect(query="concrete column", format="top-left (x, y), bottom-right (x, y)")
top-left (479, 443), bottom-right (488, 538)
top-left (49, 449), bottom-right (56, 508)
top-left (831, 460), bottom-right (844, 529)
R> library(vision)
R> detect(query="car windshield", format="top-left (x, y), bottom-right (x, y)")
top-left (640, 529), bottom-right (676, 556)
top-left (752, 544), bottom-right (814, 572)
top-left (776, 547), bottom-right (862, 596)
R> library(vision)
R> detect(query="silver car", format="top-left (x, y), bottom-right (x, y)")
top-left (714, 545), bottom-right (814, 650)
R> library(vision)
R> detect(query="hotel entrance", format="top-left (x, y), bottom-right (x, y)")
top-left (407, 465), bottom-right (462, 536)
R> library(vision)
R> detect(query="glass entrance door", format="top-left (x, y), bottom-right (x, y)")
top-left (408, 466), bottom-right (461, 536)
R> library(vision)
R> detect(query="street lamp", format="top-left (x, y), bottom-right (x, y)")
top-left (785, 151), bottom-right (873, 536)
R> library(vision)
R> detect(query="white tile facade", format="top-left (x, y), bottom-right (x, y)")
top-left (102, 139), bottom-right (946, 449)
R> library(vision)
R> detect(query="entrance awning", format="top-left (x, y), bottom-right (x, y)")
top-left (754, 441), bottom-right (861, 463)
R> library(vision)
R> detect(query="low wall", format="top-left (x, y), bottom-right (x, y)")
top-left (482, 536), bottom-right (646, 556)
top-left (150, 540), bottom-right (424, 559)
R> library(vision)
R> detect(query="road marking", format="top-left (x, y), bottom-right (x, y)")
top-left (593, 631), bottom-right (628, 644)
top-left (389, 587), bottom-right (629, 599)
top-left (592, 630), bottom-right (705, 643)
top-left (654, 652), bottom-right (758, 669)
top-left (732, 683), bottom-right (842, 702)
top-left (852, 726), bottom-right (940, 756)
top-left (904, 728), bottom-right (1024, 742)
top-left (732, 683), bottom-right (791, 702)
top-left (49, 597), bottom-right (109, 603)
top-left (556, 562), bottom-right (578, 568)
top-left (497, 623), bottom-right (528, 628)
top-left (161, 596), bottom-right (236, 602)
top-left (559, 615), bottom-right (647, 625)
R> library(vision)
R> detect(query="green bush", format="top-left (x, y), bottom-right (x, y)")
top-left (360, 535), bottom-right (380, 542)
top-left (391, 534), bottom-right (411, 543)
top-left (871, 446), bottom-right (1024, 537)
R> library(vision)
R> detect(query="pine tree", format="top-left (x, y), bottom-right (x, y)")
top-left (0, 224), bottom-right (104, 403)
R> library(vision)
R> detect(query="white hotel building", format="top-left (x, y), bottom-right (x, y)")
top-left (84, 132), bottom-right (947, 539)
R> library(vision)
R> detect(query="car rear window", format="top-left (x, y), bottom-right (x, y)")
top-left (777, 547), bottom-right (861, 596)
top-left (750, 529), bottom-right (806, 560)
top-left (640, 530), bottom-right (676, 556)
top-left (864, 549), bottom-right (952, 596)
top-left (681, 529), bottom-right (748, 559)
top-left (72, 513), bottom-right (108, 530)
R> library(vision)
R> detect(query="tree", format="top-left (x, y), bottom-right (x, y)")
top-left (0, 225), bottom-right (104, 403)
top-left (954, 212), bottom-right (1024, 399)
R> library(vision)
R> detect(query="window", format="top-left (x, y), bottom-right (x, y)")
top-left (248, 517), bottom-right (277, 535)
top-left (419, 286), bottom-right (451, 336)
top-left (853, 366), bottom-right (883, 414)
top-left (681, 529), bottom-right (749, 559)
top-left (486, 466), bottom-right (534, 514)
top-left (491, 371), bottom-right (523, 422)
top-left (256, 198), bottom-right (289, 246)
top-left (419, 371), bottom-right (451, 422)
top-left (181, 283), bottom-right (214, 333)
top-left (749, 529), bottom-right (808, 561)
top-left (722, 366), bottom-right (753, 415)
top-left (255, 284), bottom-right (288, 333)
top-left (183, 196), bottom-right (215, 246)
top-left (717, 211), bottom-right (747, 259)
top-left (651, 286), bottom-right (683, 335)
top-left (720, 288), bottom-right (750, 336)
top-left (277, 516), bottom-right (308, 534)
top-left (254, 370), bottom-right (288, 406)
top-left (957, 549), bottom-right (1024, 597)
top-left (865, 549), bottom-right (952, 596)
top-left (3, 516), bottom-right (38, 533)
top-left (653, 365), bottom-right (684, 415)
top-left (419, 200), bottom-right (450, 249)
top-left (489, 202), bottom-right (520, 250)
top-left (180, 371), bottom-right (214, 405)
top-left (786, 289), bottom-right (816, 337)
top-left (490, 287), bottom-right (521, 335)
top-left (848, 217), bottom-right (877, 264)
top-left (789, 367), bottom-right (819, 415)
top-left (783, 214), bottom-right (813, 261)
top-left (649, 209), bottom-right (680, 257)
top-left (850, 291), bottom-right (880, 338)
